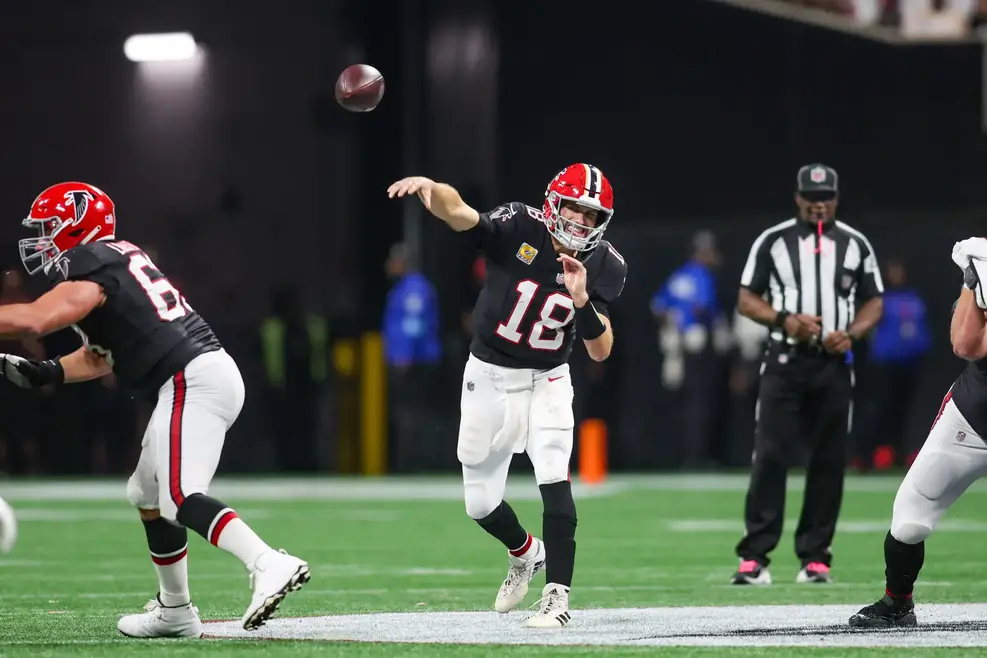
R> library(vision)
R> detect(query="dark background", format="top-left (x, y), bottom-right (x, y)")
top-left (0, 0), bottom-right (981, 475)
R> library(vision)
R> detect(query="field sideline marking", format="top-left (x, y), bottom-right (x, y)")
top-left (0, 473), bottom-right (962, 502)
top-left (200, 603), bottom-right (987, 647)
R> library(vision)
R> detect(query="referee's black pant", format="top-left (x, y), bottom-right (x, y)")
top-left (735, 341), bottom-right (853, 568)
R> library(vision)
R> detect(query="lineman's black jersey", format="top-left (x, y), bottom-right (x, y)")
top-left (47, 240), bottom-right (222, 396)
top-left (467, 201), bottom-right (627, 370)
top-left (948, 296), bottom-right (987, 437)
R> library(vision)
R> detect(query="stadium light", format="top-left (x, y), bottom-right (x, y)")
top-left (124, 33), bottom-right (198, 62)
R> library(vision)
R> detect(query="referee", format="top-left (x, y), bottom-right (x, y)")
top-left (730, 163), bottom-right (884, 586)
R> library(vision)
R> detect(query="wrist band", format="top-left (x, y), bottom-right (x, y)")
top-left (43, 359), bottom-right (65, 385)
top-left (576, 302), bottom-right (606, 340)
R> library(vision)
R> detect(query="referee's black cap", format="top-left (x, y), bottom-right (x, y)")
top-left (796, 163), bottom-right (839, 194)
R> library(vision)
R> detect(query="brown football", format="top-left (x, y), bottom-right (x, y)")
top-left (334, 64), bottom-right (385, 113)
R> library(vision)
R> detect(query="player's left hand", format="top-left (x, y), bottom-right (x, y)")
top-left (558, 254), bottom-right (588, 306)
top-left (822, 330), bottom-right (853, 354)
top-left (0, 354), bottom-right (62, 389)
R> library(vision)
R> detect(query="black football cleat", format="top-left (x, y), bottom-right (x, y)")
top-left (848, 594), bottom-right (917, 628)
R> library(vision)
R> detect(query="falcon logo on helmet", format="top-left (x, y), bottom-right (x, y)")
top-left (18, 182), bottom-right (116, 275)
top-left (542, 163), bottom-right (614, 252)
top-left (64, 190), bottom-right (94, 225)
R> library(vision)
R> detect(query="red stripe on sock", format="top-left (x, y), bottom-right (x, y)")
top-left (509, 533), bottom-right (533, 557)
top-left (886, 588), bottom-right (912, 600)
top-left (151, 547), bottom-right (187, 566)
top-left (209, 510), bottom-right (238, 546)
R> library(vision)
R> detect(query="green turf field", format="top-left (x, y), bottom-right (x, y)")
top-left (2, 473), bottom-right (986, 656)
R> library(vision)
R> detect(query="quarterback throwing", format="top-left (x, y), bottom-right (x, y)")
top-left (388, 164), bottom-right (627, 628)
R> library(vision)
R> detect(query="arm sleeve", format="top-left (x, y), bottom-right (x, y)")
top-left (47, 245), bottom-right (116, 292)
top-left (465, 202), bottom-right (528, 255)
top-left (589, 244), bottom-right (628, 319)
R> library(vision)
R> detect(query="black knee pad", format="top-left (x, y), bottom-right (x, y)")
top-left (175, 493), bottom-right (237, 544)
top-left (142, 517), bottom-right (188, 556)
top-left (539, 481), bottom-right (577, 524)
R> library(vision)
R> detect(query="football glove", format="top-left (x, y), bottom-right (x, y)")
top-left (964, 262), bottom-right (987, 310)
top-left (953, 238), bottom-right (987, 271)
top-left (0, 354), bottom-right (64, 389)
top-left (0, 497), bottom-right (16, 554)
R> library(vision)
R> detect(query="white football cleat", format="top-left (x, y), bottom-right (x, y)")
top-left (241, 548), bottom-right (310, 631)
top-left (117, 595), bottom-right (203, 638)
top-left (495, 537), bottom-right (546, 613)
top-left (524, 582), bottom-right (571, 628)
top-left (0, 496), bottom-right (17, 554)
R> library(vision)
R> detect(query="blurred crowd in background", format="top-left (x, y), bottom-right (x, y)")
top-left (0, 228), bottom-right (933, 478)
top-left (779, 0), bottom-right (987, 36)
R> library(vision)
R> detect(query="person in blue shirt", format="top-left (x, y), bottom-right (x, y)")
top-left (383, 244), bottom-right (441, 368)
top-left (651, 230), bottom-right (725, 468)
top-left (382, 243), bottom-right (441, 472)
top-left (652, 233), bottom-right (720, 335)
top-left (859, 258), bottom-right (931, 470)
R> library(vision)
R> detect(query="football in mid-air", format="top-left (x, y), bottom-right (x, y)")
top-left (334, 64), bottom-right (385, 113)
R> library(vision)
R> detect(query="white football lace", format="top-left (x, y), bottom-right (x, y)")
top-left (528, 589), bottom-right (565, 614)
top-left (500, 564), bottom-right (527, 593)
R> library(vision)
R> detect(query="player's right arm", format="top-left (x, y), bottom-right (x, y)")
top-left (387, 176), bottom-right (479, 231)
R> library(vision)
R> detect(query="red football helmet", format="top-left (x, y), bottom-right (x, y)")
top-left (543, 163), bottom-right (614, 252)
top-left (19, 182), bottom-right (116, 275)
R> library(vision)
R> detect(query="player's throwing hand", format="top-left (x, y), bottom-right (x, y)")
top-left (557, 254), bottom-right (588, 306)
top-left (387, 176), bottom-right (435, 210)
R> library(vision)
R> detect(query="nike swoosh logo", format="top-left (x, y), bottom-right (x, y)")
top-left (548, 376), bottom-right (562, 382)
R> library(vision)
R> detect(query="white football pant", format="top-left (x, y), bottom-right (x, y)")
top-left (457, 354), bottom-right (574, 519)
top-left (126, 350), bottom-right (245, 521)
top-left (891, 391), bottom-right (987, 545)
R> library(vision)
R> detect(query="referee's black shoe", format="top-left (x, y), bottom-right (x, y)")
top-left (848, 593), bottom-right (917, 628)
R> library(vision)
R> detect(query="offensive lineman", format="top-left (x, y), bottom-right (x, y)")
top-left (388, 164), bottom-right (627, 628)
top-left (850, 237), bottom-right (987, 628)
top-left (0, 182), bottom-right (310, 637)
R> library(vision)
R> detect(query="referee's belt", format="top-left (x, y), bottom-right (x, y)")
top-left (767, 339), bottom-right (835, 359)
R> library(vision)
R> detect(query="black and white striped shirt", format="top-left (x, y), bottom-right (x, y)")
top-left (740, 218), bottom-right (883, 343)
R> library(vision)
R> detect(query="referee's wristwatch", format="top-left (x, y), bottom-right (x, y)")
top-left (773, 310), bottom-right (790, 332)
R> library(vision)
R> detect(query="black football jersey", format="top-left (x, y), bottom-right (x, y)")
top-left (942, 298), bottom-right (987, 436)
top-left (467, 201), bottom-right (627, 370)
top-left (47, 240), bottom-right (222, 396)
top-left (946, 359), bottom-right (987, 438)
